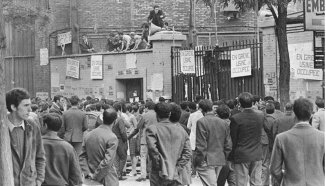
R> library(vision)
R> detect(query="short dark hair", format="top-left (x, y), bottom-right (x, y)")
top-left (293, 98), bottom-right (313, 121)
top-left (315, 98), bottom-right (325, 108)
top-left (216, 104), bottom-right (230, 119)
top-left (118, 32), bottom-right (123, 36)
top-left (274, 101), bottom-right (281, 110)
top-left (169, 103), bottom-right (181, 122)
top-left (264, 96), bottom-right (274, 102)
top-left (188, 102), bottom-right (197, 110)
top-left (103, 109), bottom-right (117, 125)
top-left (285, 102), bottom-right (293, 111)
top-left (132, 105), bottom-right (139, 113)
top-left (53, 95), bottom-right (63, 103)
top-left (154, 103), bottom-right (171, 119)
top-left (159, 97), bottom-right (165, 102)
top-left (226, 99), bottom-right (235, 109)
top-left (265, 102), bottom-right (275, 114)
top-left (195, 95), bottom-right (203, 103)
top-left (42, 113), bottom-right (62, 131)
top-left (199, 99), bottom-right (213, 113)
top-left (153, 5), bottom-right (159, 9)
top-left (139, 105), bottom-right (145, 114)
top-left (252, 95), bottom-right (261, 104)
top-left (38, 101), bottom-right (49, 113)
top-left (69, 95), bottom-right (79, 106)
top-left (239, 92), bottom-right (253, 108)
top-left (96, 103), bottom-right (102, 111)
top-left (180, 101), bottom-right (188, 110)
top-left (6, 88), bottom-right (30, 112)
top-left (145, 101), bottom-right (155, 110)
top-left (113, 102), bottom-right (122, 112)
top-left (102, 104), bottom-right (111, 111)
top-left (31, 104), bottom-right (38, 112)
top-left (126, 104), bottom-right (133, 112)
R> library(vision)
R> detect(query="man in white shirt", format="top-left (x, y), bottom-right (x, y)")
top-left (118, 32), bottom-right (131, 51)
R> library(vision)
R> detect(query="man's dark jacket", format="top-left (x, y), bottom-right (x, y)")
top-left (147, 10), bottom-right (165, 28)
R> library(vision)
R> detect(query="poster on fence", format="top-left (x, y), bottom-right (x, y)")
top-left (180, 50), bottom-right (195, 74)
top-left (57, 31), bottom-right (72, 46)
top-left (289, 42), bottom-right (322, 81)
top-left (66, 58), bottom-right (80, 79)
top-left (91, 55), bottom-right (103, 79)
top-left (231, 48), bottom-right (251, 78)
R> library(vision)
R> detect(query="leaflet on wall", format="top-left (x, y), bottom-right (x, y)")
top-left (91, 55), bottom-right (103, 79)
top-left (180, 50), bottom-right (196, 74)
top-left (66, 58), bottom-right (80, 79)
top-left (51, 72), bottom-right (60, 87)
top-left (40, 48), bottom-right (49, 66)
top-left (151, 73), bottom-right (163, 91)
top-left (289, 42), bottom-right (322, 81)
top-left (126, 53), bottom-right (137, 69)
top-left (231, 48), bottom-right (251, 78)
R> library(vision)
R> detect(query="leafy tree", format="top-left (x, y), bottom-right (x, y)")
top-left (198, 0), bottom-right (299, 108)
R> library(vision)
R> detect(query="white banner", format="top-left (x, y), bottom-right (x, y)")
top-left (66, 58), bottom-right (80, 79)
top-left (91, 55), bottom-right (103, 79)
top-left (57, 31), bottom-right (72, 46)
top-left (180, 50), bottom-right (195, 74)
top-left (289, 42), bottom-right (323, 80)
top-left (231, 48), bottom-right (251, 78)
top-left (40, 48), bottom-right (48, 66)
top-left (304, 0), bottom-right (325, 31)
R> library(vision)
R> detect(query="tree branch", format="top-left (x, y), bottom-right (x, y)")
top-left (267, 2), bottom-right (278, 23)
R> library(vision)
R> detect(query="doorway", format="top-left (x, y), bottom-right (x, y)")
top-left (124, 78), bottom-right (143, 103)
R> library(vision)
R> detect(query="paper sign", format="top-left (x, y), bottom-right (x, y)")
top-left (40, 48), bottom-right (49, 66)
top-left (304, 0), bottom-right (325, 31)
top-left (126, 53), bottom-right (137, 69)
top-left (231, 48), bottom-right (251, 78)
top-left (180, 50), bottom-right (195, 74)
top-left (151, 73), bottom-right (163, 91)
top-left (66, 58), bottom-right (80, 79)
top-left (289, 42), bottom-right (323, 80)
top-left (135, 97), bottom-right (139, 102)
top-left (57, 31), bottom-right (72, 46)
top-left (36, 92), bottom-right (49, 100)
top-left (91, 55), bottom-right (103, 79)
top-left (51, 73), bottom-right (60, 87)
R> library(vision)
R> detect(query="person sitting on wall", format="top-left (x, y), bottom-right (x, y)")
top-left (106, 33), bottom-right (121, 52)
top-left (148, 5), bottom-right (165, 28)
top-left (129, 32), bottom-right (143, 51)
top-left (80, 34), bottom-right (96, 54)
top-left (118, 32), bottom-right (131, 52)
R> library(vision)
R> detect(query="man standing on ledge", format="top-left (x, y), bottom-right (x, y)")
top-left (148, 5), bottom-right (165, 28)
top-left (6, 88), bottom-right (46, 186)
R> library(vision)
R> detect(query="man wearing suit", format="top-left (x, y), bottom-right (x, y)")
top-left (59, 95), bottom-right (87, 156)
top-left (229, 92), bottom-right (263, 186)
top-left (6, 88), bottom-right (46, 186)
top-left (80, 109), bottom-right (119, 186)
top-left (49, 95), bottom-right (64, 115)
top-left (312, 98), bottom-right (325, 132)
top-left (272, 102), bottom-right (295, 140)
top-left (195, 99), bottom-right (232, 186)
top-left (147, 5), bottom-right (165, 28)
top-left (146, 102), bottom-right (192, 186)
top-left (80, 34), bottom-right (95, 54)
top-left (270, 98), bottom-right (325, 186)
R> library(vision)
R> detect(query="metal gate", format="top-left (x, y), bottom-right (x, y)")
top-left (171, 40), bottom-right (264, 103)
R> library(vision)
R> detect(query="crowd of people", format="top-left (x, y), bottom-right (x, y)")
top-left (80, 5), bottom-right (168, 54)
top-left (5, 87), bottom-right (325, 186)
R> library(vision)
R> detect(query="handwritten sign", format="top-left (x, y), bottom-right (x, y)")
top-left (289, 42), bottom-right (323, 80)
top-left (57, 31), bottom-right (72, 46)
top-left (91, 55), bottom-right (103, 79)
top-left (231, 48), bottom-right (251, 78)
top-left (40, 48), bottom-right (48, 66)
top-left (66, 58), bottom-right (80, 79)
top-left (180, 50), bottom-right (195, 74)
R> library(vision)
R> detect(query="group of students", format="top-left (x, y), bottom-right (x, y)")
top-left (5, 87), bottom-right (325, 186)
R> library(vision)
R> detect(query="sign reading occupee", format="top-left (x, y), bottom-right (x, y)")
top-left (231, 48), bottom-right (251, 78)
top-left (91, 55), bottom-right (103, 79)
top-left (180, 50), bottom-right (195, 74)
top-left (66, 58), bottom-right (80, 79)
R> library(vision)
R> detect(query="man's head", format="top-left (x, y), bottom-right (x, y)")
top-left (130, 32), bottom-right (135, 39)
top-left (69, 95), bottom-right (80, 106)
top-left (293, 98), bottom-right (313, 122)
top-left (315, 98), bottom-right (325, 109)
top-left (252, 95), bottom-right (261, 105)
top-left (285, 102), bottom-right (293, 112)
top-left (169, 103), bottom-right (181, 123)
top-left (42, 113), bottom-right (62, 133)
top-left (264, 96), bottom-right (274, 102)
top-left (6, 88), bottom-right (31, 121)
top-left (159, 97), bottom-right (165, 103)
top-left (195, 95), bottom-right (203, 103)
top-left (238, 92), bottom-right (253, 108)
top-left (154, 102), bottom-right (171, 120)
top-left (82, 34), bottom-right (88, 42)
top-left (226, 99), bottom-right (235, 109)
top-left (216, 104), bottom-right (230, 119)
top-left (265, 101), bottom-right (275, 114)
top-left (153, 5), bottom-right (160, 13)
top-left (103, 109), bottom-right (117, 125)
top-left (118, 32), bottom-right (124, 37)
top-left (180, 101), bottom-right (188, 111)
top-left (145, 101), bottom-right (155, 110)
top-left (198, 99), bottom-right (213, 113)
top-left (53, 95), bottom-right (64, 107)
top-left (274, 101), bottom-right (281, 110)
top-left (188, 102), bottom-right (197, 113)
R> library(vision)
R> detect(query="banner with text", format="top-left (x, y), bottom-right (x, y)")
top-left (91, 55), bottom-right (103, 79)
top-left (66, 58), bottom-right (80, 79)
top-left (231, 48), bottom-right (251, 78)
top-left (180, 50), bottom-right (195, 74)
top-left (289, 42), bottom-right (323, 80)
top-left (57, 31), bottom-right (72, 46)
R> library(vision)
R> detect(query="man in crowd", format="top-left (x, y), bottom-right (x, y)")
top-left (80, 34), bottom-right (96, 54)
top-left (80, 109), bottom-right (119, 186)
top-left (195, 99), bottom-right (232, 186)
top-left (129, 32), bottom-right (143, 50)
top-left (49, 95), bottom-right (64, 115)
top-left (128, 101), bottom-right (157, 182)
top-left (272, 102), bottom-right (295, 140)
top-left (59, 95), bottom-right (88, 156)
top-left (270, 98), bottom-right (325, 186)
top-left (146, 102), bottom-right (192, 186)
top-left (118, 32), bottom-right (131, 51)
top-left (312, 97), bottom-right (325, 131)
top-left (229, 92), bottom-right (263, 186)
top-left (179, 101), bottom-right (191, 135)
top-left (6, 88), bottom-right (46, 186)
top-left (148, 5), bottom-right (165, 28)
top-left (41, 113), bottom-right (82, 186)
